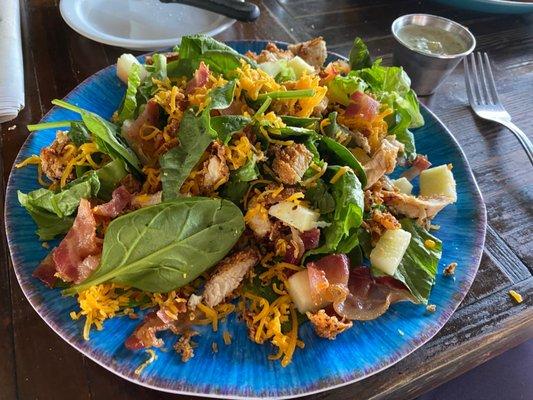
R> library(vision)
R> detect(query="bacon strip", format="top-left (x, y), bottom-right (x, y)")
top-left (33, 253), bottom-right (58, 288)
top-left (345, 91), bottom-right (380, 120)
top-left (307, 254), bottom-right (350, 306)
top-left (334, 267), bottom-right (414, 321)
top-left (93, 186), bottom-right (132, 218)
top-left (52, 199), bottom-right (102, 284)
top-left (186, 62), bottom-right (210, 94)
top-left (401, 155), bottom-right (431, 181)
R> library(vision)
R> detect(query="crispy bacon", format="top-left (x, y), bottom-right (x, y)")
top-left (33, 252), bottom-right (58, 288)
top-left (52, 199), bottom-right (101, 284)
top-left (334, 267), bottom-right (413, 321)
top-left (121, 100), bottom-right (160, 166)
top-left (186, 62), bottom-right (210, 94)
top-left (307, 254), bottom-right (350, 305)
top-left (301, 228), bottom-right (320, 250)
top-left (92, 186), bottom-right (132, 218)
top-left (401, 155), bottom-right (432, 181)
top-left (345, 91), bottom-right (380, 120)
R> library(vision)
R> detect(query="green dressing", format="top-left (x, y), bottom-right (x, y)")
top-left (397, 24), bottom-right (467, 56)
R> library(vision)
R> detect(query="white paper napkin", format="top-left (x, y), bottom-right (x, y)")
top-left (0, 0), bottom-right (24, 123)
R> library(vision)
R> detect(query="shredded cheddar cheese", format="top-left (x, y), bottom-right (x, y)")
top-left (329, 166), bottom-right (350, 184)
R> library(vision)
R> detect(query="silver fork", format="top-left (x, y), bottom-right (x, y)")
top-left (464, 52), bottom-right (533, 165)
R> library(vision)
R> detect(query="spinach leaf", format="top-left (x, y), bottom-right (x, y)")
top-left (319, 136), bottom-right (367, 187)
top-left (51, 99), bottom-right (142, 173)
top-left (348, 37), bottom-right (372, 70)
top-left (167, 58), bottom-right (195, 79)
top-left (68, 122), bottom-right (91, 146)
top-left (305, 179), bottom-right (335, 214)
top-left (18, 172), bottom-right (100, 219)
top-left (118, 63), bottom-right (141, 122)
top-left (280, 116), bottom-right (320, 129)
top-left (276, 126), bottom-right (318, 139)
top-left (208, 80), bottom-right (236, 110)
top-left (178, 35), bottom-right (256, 76)
top-left (95, 159), bottom-right (128, 200)
top-left (160, 109), bottom-right (215, 200)
top-left (64, 197), bottom-right (245, 294)
top-left (221, 177), bottom-right (249, 206)
top-left (160, 81), bottom-right (238, 199)
top-left (373, 219), bottom-right (442, 304)
top-left (18, 192), bottom-right (74, 240)
top-left (211, 115), bottom-right (251, 144)
top-left (220, 157), bottom-right (258, 206)
top-left (306, 168), bottom-right (364, 256)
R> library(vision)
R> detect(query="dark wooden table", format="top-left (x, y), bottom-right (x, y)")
top-left (1, 1), bottom-right (532, 399)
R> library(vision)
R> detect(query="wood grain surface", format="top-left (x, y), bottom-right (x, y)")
top-left (1, 1), bottom-right (532, 399)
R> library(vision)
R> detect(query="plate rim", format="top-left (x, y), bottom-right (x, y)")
top-left (58, 0), bottom-right (237, 50)
top-left (4, 40), bottom-right (487, 399)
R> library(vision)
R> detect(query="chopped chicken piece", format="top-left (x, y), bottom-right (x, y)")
top-left (246, 42), bottom-right (294, 63)
top-left (187, 294), bottom-right (203, 310)
top-left (40, 131), bottom-right (73, 182)
top-left (363, 137), bottom-right (403, 189)
top-left (203, 249), bottom-right (260, 307)
top-left (382, 191), bottom-right (454, 226)
top-left (197, 142), bottom-right (230, 194)
top-left (131, 192), bottom-right (162, 209)
top-left (271, 144), bottom-right (313, 185)
top-left (288, 37), bottom-right (327, 68)
top-left (306, 309), bottom-right (353, 340)
top-left (349, 129), bottom-right (372, 154)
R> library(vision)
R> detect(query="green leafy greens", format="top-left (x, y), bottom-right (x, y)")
top-left (64, 197), bottom-right (245, 294)
top-left (51, 99), bottom-right (142, 173)
top-left (372, 219), bottom-right (442, 304)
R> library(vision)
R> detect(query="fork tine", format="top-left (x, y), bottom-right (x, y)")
top-left (476, 52), bottom-right (492, 104)
top-left (483, 52), bottom-right (501, 105)
top-left (469, 53), bottom-right (485, 104)
top-left (463, 56), bottom-right (476, 106)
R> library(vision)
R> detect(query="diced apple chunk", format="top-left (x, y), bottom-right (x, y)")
top-left (420, 164), bottom-right (457, 202)
top-left (370, 228), bottom-right (412, 276)
top-left (287, 270), bottom-right (329, 313)
top-left (258, 61), bottom-right (282, 77)
top-left (116, 54), bottom-right (146, 84)
top-left (268, 201), bottom-right (320, 232)
top-left (287, 56), bottom-right (315, 77)
top-left (393, 177), bottom-right (413, 194)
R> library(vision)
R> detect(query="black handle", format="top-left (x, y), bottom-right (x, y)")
top-left (159, 0), bottom-right (260, 22)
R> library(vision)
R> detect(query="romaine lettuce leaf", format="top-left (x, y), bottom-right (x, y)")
top-left (118, 63), bottom-right (141, 122)
top-left (348, 37), bottom-right (372, 70)
top-left (306, 167), bottom-right (364, 256)
top-left (373, 219), bottom-right (442, 304)
top-left (327, 72), bottom-right (368, 106)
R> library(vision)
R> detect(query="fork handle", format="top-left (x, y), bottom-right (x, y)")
top-left (499, 121), bottom-right (533, 165)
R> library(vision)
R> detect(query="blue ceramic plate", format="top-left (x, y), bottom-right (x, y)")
top-left (5, 41), bottom-right (486, 398)
top-left (433, 0), bottom-right (533, 14)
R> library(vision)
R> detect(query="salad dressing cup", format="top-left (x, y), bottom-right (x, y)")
top-left (392, 14), bottom-right (476, 95)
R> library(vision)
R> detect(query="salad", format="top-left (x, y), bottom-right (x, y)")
top-left (16, 35), bottom-right (457, 368)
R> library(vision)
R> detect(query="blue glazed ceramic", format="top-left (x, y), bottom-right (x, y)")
top-left (4, 41), bottom-right (486, 398)
top-left (433, 0), bottom-right (533, 14)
